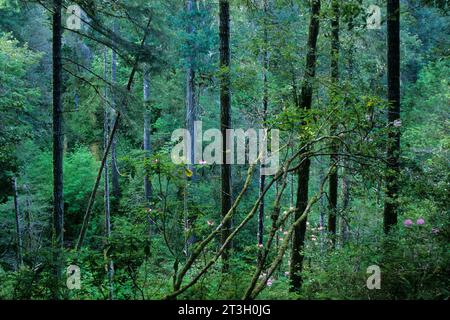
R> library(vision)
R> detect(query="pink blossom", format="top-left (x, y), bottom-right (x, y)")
top-left (416, 218), bottom-right (425, 225)
top-left (257, 243), bottom-right (263, 248)
top-left (393, 119), bottom-right (402, 127)
top-left (432, 227), bottom-right (440, 234)
top-left (199, 160), bottom-right (207, 165)
top-left (266, 278), bottom-right (273, 287)
top-left (403, 219), bottom-right (413, 227)
top-left (284, 271), bottom-right (289, 277)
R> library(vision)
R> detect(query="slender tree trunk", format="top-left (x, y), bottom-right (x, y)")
top-left (258, 0), bottom-right (269, 256)
top-left (52, 0), bottom-right (64, 299)
top-left (103, 47), bottom-right (114, 300)
top-left (143, 66), bottom-right (152, 202)
top-left (327, 0), bottom-right (339, 247)
top-left (341, 16), bottom-right (355, 246)
top-left (111, 22), bottom-right (120, 206)
top-left (341, 166), bottom-right (350, 244)
top-left (143, 66), bottom-right (154, 245)
top-left (219, 0), bottom-right (232, 272)
top-left (186, 0), bottom-right (197, 175)
top-left (24, 187), bottom-right (32, 253)
top-left (384, 0), bottom-right (400, 233)
top-left (13, 178), bottom-right (23, 269)
top-left (76, 113), bottom-right (120, 251)
top-left (290, 0), bottom-right (320, 292)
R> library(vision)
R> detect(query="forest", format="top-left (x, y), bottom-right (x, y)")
top-left (0, 0), bottom-right (448, 300)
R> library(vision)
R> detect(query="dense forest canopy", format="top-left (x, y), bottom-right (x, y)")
top-left (0, 0), bottom-right (448, 300)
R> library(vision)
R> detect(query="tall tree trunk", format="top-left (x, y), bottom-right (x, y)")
top-left (111, 22), bottom-right (120, 206)
top-left (143, 66), bottom-right (152, 202)
top-left (290, 0), bottom-right (321, 292)
top-left (186, 0), bottom-right (197, 175)
top-left (13, 178), bottom-right (23, 269)
top-left (219, 0), bottom-right (232, 272)
top-left (341, 166), bottom-right (350, 244)
top-left (327, 0), bottom-right (339, 247)
top-left (24, 186), bottom-right (32, 253)
top-left (340, 16), bottom-right (355, 246)
top-left (103, 47), bottom-right (114, 300)
top-left (384, 0), bottom-right (400, 233)
top-left (183, 0), bottom-right (197, 258)
top-left (52, 0), bottom-right (64, 299)
top-left (258, 0), bottom-right (269, 256)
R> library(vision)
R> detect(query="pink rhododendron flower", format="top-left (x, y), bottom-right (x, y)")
top-left (199, 160), bottom-right (207, 165)
top-left (393, 119), bottom-right (402, 127)
top-left (416, 218), bottom-right (425, 225)
top-left (284, 271), bottom-right (289, 277)
top-left (403, 219), bottom-right (413, 227)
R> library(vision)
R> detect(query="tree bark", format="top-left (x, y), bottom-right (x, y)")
top-left (13, 178), bottom-right (23, 269)
top-left (219, 0), bottom-right (232, 272)
top-left (327, 0), bottom-right (339, 247)
top-left (341, 166), bottom-right (350, 244)
top-left (103, 46), bottom-right (114, 300)
top-left (52, 0), bottom-right (64, 299)
top-left (111, 22), bottom-right (120, 205)
top-left (340, 16), bottom-right (355, 246)
top-left (24, 187), bottom-right (32, 253)
top-left (143, 66), bottom-right (152, 202)
top-left (186, 0), bottom-right (197, 175)
top-left (384, 0), bottom-right (400, 233)
top-left (258, 0), bottom-right (269, 255)
top-left (290, 0), bottom-right (321, 292)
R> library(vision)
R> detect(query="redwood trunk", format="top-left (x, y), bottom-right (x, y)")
top-left (384, 0), bottom-right (400, 233)
top-left (327, 0), bottom-right (339, 247)
top-left (52, 0), bottom-right (64, 298)
top-left (219, 0), bottom-right (232, 272)
top-left (290, 0), bottom-right (321, 292)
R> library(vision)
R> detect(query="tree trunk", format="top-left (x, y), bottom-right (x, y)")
top-left (103, 46), bottom-right (114, 300)
top-left (13, 178), bottom-right (23, 269)
top-left (143, 66), bottom-right (152, 202)
top-left (111, 22), bottom-right (120, 206)
top-left (290, 0), bottom-right (320, 292)
top-left (384, 0), bottom-right (400, 233)
top-left (219, 0), bottom-right (232, 272)
top-left (52, 0), bottom-right (64, 299)
top-left (327, 0), bottom-right (339, 247)
top-left (341, 16), bottom-right (355, 246)
top-left (258, 0), bottom-right (269, 256)
top-left (76, 113), bottom-right (120, 251)
top-left (341, 166), bottom-right (350, 244)
top-left (24, 187), bottom-right (32, 253)
top-left (186, 0), bottom-right (197, 175)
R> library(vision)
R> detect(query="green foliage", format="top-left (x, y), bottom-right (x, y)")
top-left (0, 0), bottom-right (448, 301)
